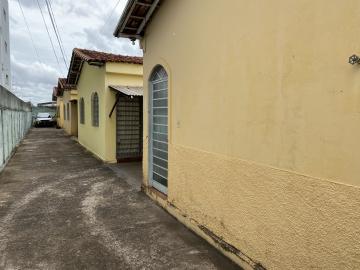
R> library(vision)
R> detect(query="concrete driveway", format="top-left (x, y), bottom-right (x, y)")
top-left (0, 128), bottom-right (240, 270)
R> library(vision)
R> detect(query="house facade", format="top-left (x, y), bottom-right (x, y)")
top-left (66, 49), bottom-right (143, 162)
top-left (53, 78), bottom-right (75, 130)
top-left (53, 80), bottom-right (64, 128)
top-left (115, 1), bottom-right (360, 269)
top-left (62, 87), bottom-right (78, 136)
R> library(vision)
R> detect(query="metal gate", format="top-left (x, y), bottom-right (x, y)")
top-left (116, 95), bottom-right (143, 162)
top-left (149, 66), bottom-right (168, 194)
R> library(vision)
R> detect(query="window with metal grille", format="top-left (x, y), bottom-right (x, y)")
top-left (92, 92), bottom-right (99, 127)
top-left (79, 98), bottom-right (85, 124)
top-left (149, 65), bottom-right (168, 194)
top-left (66, 103), bottom-right (70, 121)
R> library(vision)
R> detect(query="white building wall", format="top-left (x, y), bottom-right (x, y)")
top-left (0, 0), bottom-right (10, 90)
top-left (0, 86), bottom-right (32, 171)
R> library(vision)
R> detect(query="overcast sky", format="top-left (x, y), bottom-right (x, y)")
top-left (9, 0), bottom-right (142, 105)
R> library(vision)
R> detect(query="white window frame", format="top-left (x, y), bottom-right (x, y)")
top-left (149, 65), bottom-right (168, 195)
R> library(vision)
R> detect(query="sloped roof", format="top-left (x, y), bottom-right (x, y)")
top-left (67, 48), bottom-right (143, 86)
top-left (113, 0), bottom-right (162, 40)
top-left (53, 77), bottom-right (76, 98)
top-left (73, 48), bottom-right (143, 64)
top-left (109, 85), bottom-right (143, 96)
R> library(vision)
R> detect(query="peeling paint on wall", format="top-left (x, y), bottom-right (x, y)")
top-left (0, 86), bottom-right (32, 171)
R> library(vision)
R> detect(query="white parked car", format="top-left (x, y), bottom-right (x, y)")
top-left (34, 113), bottom-right (55, 127)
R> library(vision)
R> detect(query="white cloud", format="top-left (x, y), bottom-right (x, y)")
top-left (11, 56), bottom-right (61, 85)
top-left (9, 0), bottom-right (142, 104)
top-left (10, 55), bottom-right (61, 104)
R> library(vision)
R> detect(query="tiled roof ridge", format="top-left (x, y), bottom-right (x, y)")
top-left (73, 48), bottom-right (92, 62)
top-left (73, 48), bottom-right (143, 64)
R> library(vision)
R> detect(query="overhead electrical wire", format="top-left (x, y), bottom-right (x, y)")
top-left (16, 0), bottom-right (42, 63)
top-left (44, 0), bottom-right (67, 68)
top-left (36, 0), bottom-right (63, 72)
top-left (44, 0), bottom-right (68, 69)
top-left (103, 0), bottom-right (122, 28)
top-left (47, 0), bottom-right (66, 56)
top-left (47, 0), bottom-right (66, 54)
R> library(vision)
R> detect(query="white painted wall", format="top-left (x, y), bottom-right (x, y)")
top-left (0, 86), bottom-right (32, 171)
top-left (0, 1), bottom-right (30, 172)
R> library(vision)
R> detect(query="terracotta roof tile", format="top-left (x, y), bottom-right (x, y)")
top-left (53, 77), bottom-right (76, 98)
top-left (73, 48), bottom-right (143, 64)
top-left (58, 77), bottom-right (76, 91)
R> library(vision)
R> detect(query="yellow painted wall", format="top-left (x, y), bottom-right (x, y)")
top-left (62, 90), bottom-right (78, 136)
top-left (140, 1), bottom-right (360, 269)
top-left (77, 62), bottom-right (143, 162)
top-left (77, 63), bottom-right (106, 160)
top-left (56, 97), bottom-right (64, 128)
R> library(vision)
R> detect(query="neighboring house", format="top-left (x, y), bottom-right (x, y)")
top-left (53, 78), bottom-right (75, 130)
top-left (114, 1), bottom-right (360, 270)
top-left (31, 102), bottom-right (56, 120)
top-left (62, 83), bottom-right (78, 136)
top-left (66, 48), bottom-right (143, 162)
top-left (53, 86), bottom-right (64, 128)
top-left (0, 0), bottom-right (10, 90)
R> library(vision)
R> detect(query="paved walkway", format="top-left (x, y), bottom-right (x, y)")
top-left (0, 128), bottom-right (240, 270)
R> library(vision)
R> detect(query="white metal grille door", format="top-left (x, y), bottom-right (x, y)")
top-left (116, 95), bottom-right (143, 162)
top-left (150, 66), bottom-right (168, 194)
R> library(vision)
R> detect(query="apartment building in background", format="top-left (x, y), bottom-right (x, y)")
top-left (0, 0), bottom-right (10, 90)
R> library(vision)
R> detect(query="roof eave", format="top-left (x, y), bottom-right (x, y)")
top-left (113, 0), bottom-right (136, 38)
top-left (113, 0), bottom-right (161, 40)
